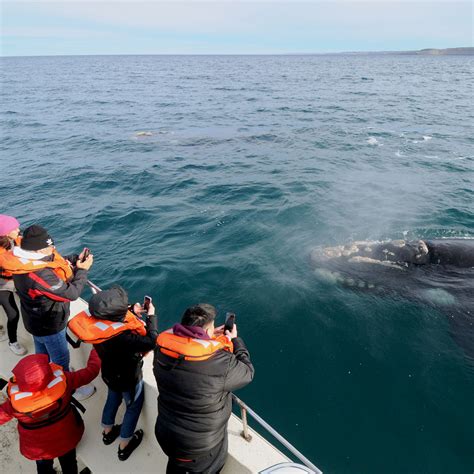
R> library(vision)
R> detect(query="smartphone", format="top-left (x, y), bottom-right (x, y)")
top-left (81, 248), bottom-right (90, 263)
top-left (143, 295), bottom-right (152, 312)
top-left (224, 312), bottom-right (235, 333)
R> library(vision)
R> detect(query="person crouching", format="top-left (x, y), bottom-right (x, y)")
top-left (0, 349), bottom-right (101, 474)
top-left (88, 285), bottom-right (158, 461)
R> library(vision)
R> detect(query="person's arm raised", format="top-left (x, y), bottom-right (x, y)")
top-left (30, 255), bottom-right (93, 302)
top-left (223, 324), bottom-right (255, 392)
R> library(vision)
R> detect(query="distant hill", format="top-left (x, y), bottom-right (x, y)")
top-left (405, 47), bottom-right (474, 55)
top-left (338, 47), bottom-right (473, 56)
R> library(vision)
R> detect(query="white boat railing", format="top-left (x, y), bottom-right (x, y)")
top-left (86, 280), bottom-right (323, 474)
top-left (87, 279), bottom-right (102, 294)
top-left (232, 394), bottom-right (322, 474)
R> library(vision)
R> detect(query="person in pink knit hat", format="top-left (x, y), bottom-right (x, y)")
top-left (0, 214), bottom-right (27, 355)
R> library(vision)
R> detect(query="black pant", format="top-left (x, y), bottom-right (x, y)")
top-left (165, 433), bottom-right (227, 474)
top-left (0, 290), bottom-right (19, 343)
top-left (35, 449), bottom-right (77, 474)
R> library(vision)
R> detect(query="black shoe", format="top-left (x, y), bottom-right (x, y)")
top-left (102, 424), bottom-right (122, 445)
top-left (118, 429), bottom-right (144, 461)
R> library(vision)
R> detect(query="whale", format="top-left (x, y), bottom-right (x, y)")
top-left (134, 131), bottom-right (153, 137)
top-left (310, 238), bottom-right (474, 360)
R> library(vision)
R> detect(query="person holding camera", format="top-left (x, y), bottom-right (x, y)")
top-left (81, 286), bottom-right (158, 461)
top-left (4, 225), bottom-right (93, 390)
top-left (153, 304), bottom-right (254, 474)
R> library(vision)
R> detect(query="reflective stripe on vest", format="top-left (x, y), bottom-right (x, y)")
top-left (68, 309), bottom-right (147, 344)
top-left (157, 328), bottom-right (233, 361)
top-left (7, 363), bottom-right (67, 415)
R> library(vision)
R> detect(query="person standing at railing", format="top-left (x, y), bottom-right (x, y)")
top-left (153, 304), bottom-right (254, 474)
top-left (80, 285), bottom-right (158, 461)
top-left (3, 224), bottom-right (95, 400)
top-left (0, 214), bottom-right (27, 355)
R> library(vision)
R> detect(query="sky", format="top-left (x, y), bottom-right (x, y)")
top-left (1, 1), bottom-right (472, 56)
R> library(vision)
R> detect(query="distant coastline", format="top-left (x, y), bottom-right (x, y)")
top-left (339, 47), bottom-right (474, 56)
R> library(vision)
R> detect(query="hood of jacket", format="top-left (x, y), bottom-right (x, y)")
top-left (89, 285), bottom-right (129, 322)
top-left (172, 323), bottom-right (210, 340)
top-left (11, 354), bottom-right (54, 392)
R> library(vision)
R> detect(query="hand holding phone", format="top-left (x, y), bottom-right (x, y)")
top-left (77, 248), bottom-right (93, 270)
top-left (143, 296), bottom-right (152, 312)
top-left (81, 248), bottom-right (90, 263)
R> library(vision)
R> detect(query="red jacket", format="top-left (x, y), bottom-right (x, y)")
top-left (0, 349), bottom-right (101, 460)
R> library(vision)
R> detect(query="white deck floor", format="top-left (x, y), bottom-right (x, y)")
top-left (0, 297), bottom-right (291, 473)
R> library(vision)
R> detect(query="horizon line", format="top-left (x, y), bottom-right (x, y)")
top-left (1, 46), bottom-right (473, 59)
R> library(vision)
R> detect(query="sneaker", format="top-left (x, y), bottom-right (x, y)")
top-left (74, 384), bottom-right (96, 401)
top-left (9, 342), bottom-right (27, 355)
top-left (103, 424), bottom-right (122, 445)
top-left (118, 429), bottom-right (143, 461)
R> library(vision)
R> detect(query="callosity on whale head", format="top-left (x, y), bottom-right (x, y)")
top-left (309, 239), bottom-right (432, 270)
top-left (310, 238), bottom-right (474, 270)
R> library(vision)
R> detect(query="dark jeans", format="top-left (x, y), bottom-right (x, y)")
top-left (35, 448), bottom-right (77, 474)
top-left (101, 380), bottom-right (144, 441)
top-left (0, 290), bottom-right (20, 343)
top-left (165, 432), bottom-right (228, 474)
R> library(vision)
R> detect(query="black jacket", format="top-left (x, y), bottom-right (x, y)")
top-left (13, 254), bottom-right (88, 337)
top-left (94, 315), bottom-right (158, 392)
top-left (153, 336), bottom-right (254, 457)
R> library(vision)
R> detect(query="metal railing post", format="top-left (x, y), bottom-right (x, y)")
top-left (240, 404), bottom-right (252, 441)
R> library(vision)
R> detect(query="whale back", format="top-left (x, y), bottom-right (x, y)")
top-left (426, 239), bottom-right (474, 267)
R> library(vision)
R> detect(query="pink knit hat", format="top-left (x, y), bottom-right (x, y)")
top-left (0, 215), bottom-right (20, 236)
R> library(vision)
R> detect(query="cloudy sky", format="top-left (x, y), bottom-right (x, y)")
top-left (1, 1), bottom-right (472, 56)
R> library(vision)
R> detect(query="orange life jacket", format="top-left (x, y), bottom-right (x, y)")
top-left (0, 248), bottom-right (73, 282)
top-left (7, 363), bottom-right (67, 418)
top-left (157, 328), bottom-right (233, 361)
top-left (68, 309), bottom-right (147, 344)
top-left (0, 236), bottom-right (23, 280)
top-left (0, 247), bottom-right (12, 280)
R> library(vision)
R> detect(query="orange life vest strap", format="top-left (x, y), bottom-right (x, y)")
top-left (68, 309), bottom-right (147, 344)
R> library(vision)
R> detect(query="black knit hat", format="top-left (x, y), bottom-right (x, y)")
top-left (21, 225), bottom-right (54, 251)
top-left (89, 285), bottom-right (129, 322)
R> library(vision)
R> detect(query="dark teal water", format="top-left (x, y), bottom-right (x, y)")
top-left (1, 55), bottom-right (473, 473)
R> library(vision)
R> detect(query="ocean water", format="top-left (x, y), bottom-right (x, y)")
top-left (1, 55), bottom-right (473, 473)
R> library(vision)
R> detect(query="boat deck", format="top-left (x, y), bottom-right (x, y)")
top-left (0, 297), bottom-right (291, 473)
